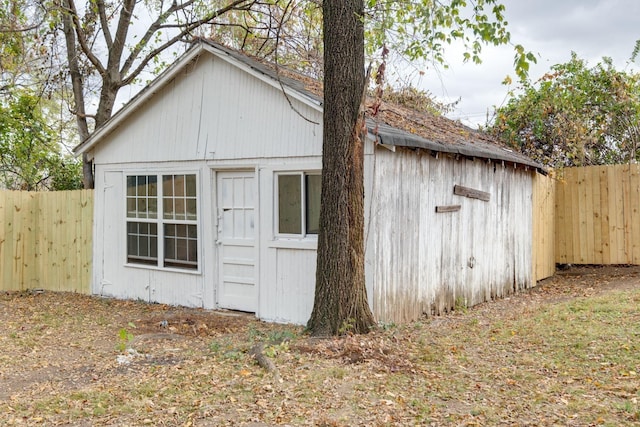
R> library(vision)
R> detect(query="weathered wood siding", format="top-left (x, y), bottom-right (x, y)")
top-left (532, 172), bottom-right (557, 281)
top-left (556, 164), bottom-right (640, 265)
top-left (366, 148), bottom-right (534, 323)
top-left (0, 190), bottom-right (93, 293)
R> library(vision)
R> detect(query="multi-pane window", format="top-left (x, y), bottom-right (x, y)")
top-left (126, 174), bottom-right (198, 270)
top-left (277, 172), bottom-right (321, 236)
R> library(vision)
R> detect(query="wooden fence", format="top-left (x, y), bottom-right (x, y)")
top-left (0, 190), bottom-right (93, 293)
top-left (555, 164), bottom-right (640, 265)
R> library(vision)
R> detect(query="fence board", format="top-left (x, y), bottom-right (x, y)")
top-left (598, 166), bottom-right (611, 264)
top-left (631, 165), bottom-right (640, 263)
top-left (0, 190), bottom-right (93, 293)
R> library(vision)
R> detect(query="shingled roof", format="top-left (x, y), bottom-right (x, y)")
top-left (205, 39), bottom-right (543, 171)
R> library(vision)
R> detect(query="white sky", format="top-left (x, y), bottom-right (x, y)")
top-left (416, 0), bottom-right (640, 128)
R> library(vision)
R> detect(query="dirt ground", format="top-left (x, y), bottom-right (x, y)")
top-left (1, 265), bottom-right (639, 426)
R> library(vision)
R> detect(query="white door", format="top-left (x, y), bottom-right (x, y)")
top-left (216, 171), bottom-right (257, 312)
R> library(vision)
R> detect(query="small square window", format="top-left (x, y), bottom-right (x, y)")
top-left (276, 172), bottom-right (321, 237)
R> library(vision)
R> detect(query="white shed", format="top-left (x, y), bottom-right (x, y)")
top-left (75, 40), bottom-right (543, 325)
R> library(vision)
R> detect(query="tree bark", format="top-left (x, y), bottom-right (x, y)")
top-left (61, 0), bottom-right (93, 189)
top-left (307, 0), bottom-right (376, 336)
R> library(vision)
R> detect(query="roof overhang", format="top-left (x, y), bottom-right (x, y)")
top-left (367, 120), bottom-right (546, 173)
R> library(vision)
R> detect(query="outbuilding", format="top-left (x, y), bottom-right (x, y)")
top-left (75, 40), bottom-right (543, 324)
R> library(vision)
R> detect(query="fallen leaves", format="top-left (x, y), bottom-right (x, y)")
top-left (0, 266), bottom-right (640, 425)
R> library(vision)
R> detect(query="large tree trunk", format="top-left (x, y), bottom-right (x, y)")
top-left (61, 0), bottom-right (93, 189)
top-left (307, 0), bottom-right (376, 336)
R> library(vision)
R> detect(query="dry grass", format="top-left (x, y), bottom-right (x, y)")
top-left (1, 266), bottom-right (639, 426)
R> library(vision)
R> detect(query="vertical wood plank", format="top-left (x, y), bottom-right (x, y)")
top-left (630, 164), bottom-right (640, 264)
top-left (609, 165), bottom-right (623, 263)
top-left (598, 166), bottom-right (611, 264)
top-left (11, 192), bottom-right (25, 290)
top-left (568, 169), bottom-right (579, 262)
top-left (621, 164), bottom-right (632, 263)
top-left (21, 192), bottom-right (38, 289)
top-left (555, 171), bottom-right (567, 263)
top-left (584, 166), bottom-right (596, 263)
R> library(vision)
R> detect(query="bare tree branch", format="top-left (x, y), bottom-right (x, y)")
top-left (95, 0), bottom-right (114, 49)
top-left (121, 0), bottom-right (257, 85)
top-left (64, 0), bottom-right (106, 76)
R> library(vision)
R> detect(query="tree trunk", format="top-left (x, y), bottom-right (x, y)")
top-left (61, 0), bottom-right (93, 189)
top-left (307, 0), bottom-right (376, 336)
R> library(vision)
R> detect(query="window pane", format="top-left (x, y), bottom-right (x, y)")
top-left (188, 238), bottom-right (197, 262)
top-left (306, 174), bottom-right (321, 234)
top-left (127, 175), bottom-right (157, 219)
top-left (127, 221), bottom-right (158, 266)
top-left (137, 176), bottom-right (147, 196)
top-left (165, 236), bottom-right (175, 259)
top-left (148, 176), bottom-right (157, 196)
top-left (164, 223), bottom-right (198, 270)
top-left (186, 198), bottom-right (197, 220)
top-left (163, 175), bottom-right (173, 196)
top-left (148, 198), bottom-right (158, 219)
top-left (126, 176), bottom-right (136, 196)
top-left (174, 175), bottom-right (185, 197)
top-left (127, 197), bottom-right (136, 217)
top-left (139, 236), bottom-right (149, 257)
top-left (278, 175), bottom-right (301, 234)
top-left (174, 198), bottom-right (185, 220)
top-left (137, 198), bottom-right (147, 218)
top-left (150, 236), bottom-right (158, 258)
top-left (186, 175), bottom-right (196, 197)
top-left (163, 197), bottom-right (174, 220)
top-left (176, 238), bottom-right (188, 260)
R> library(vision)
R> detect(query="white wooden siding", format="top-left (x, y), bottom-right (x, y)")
top-left (366, 148), bottom-right (534, 323)
top-left (257, 164), bottom-right (319, 324)
top-left (91, 56), bottom-right (322, 165)
top-left (88, 45), bottom-right (536, 326)
top-left (93, 163), bottom-right (207, 308)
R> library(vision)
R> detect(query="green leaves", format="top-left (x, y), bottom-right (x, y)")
top-left (364, 0), bottom-right (534, 80)
top-left (0, 90), bottom-right (82, 190)
top-left (491, 53), bottom-right (640, 168)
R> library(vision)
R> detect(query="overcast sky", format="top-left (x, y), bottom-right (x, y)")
top-left (416, 0), bottom-right (640, 128)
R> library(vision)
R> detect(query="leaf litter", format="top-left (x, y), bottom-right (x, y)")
top-left (0, 265), bottom-right (639, 426)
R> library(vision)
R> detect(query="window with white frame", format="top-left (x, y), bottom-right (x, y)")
top-left (276, 172), bottom-right (321, 236)
top-left (126, 173), bottom-right (198, 270)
